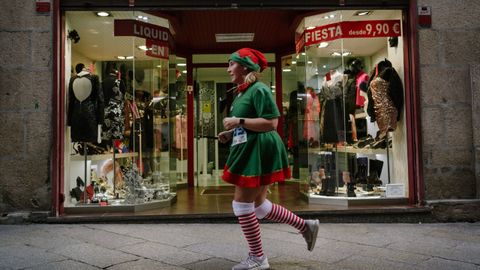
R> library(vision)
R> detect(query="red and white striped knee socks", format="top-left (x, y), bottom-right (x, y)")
top-left (256, 199), bottom-right (306, 232)
top-left (232, 201), bottom-right (264, 258)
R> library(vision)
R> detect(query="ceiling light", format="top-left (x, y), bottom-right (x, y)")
top-left (177, 63), bottom-right (187, 67)
top-left (324, 16), bottom-right (330, 19)
top-left (156, 65), bottom-right (162, 68)
top-left (215, 33), bottom-right (254, 43)
top-left (329, 14), bottom-right (335, 18)
top-left (137, 45), bottom-right (149, 51)
top-left (96, 12), bottom-right (110, 17)
top-left (282, 68), bottom-right (291, 72)
top-left (354, 11), bottom-right (372, 16)
top-left (291, 61), bottom-right (297, 65)
top-left (331, 51), bottom-right (352, 56)
top-left (323, 65), bottom-right (327, 68)
top-left (301, 52), bottom-right (306, 56)
top-left (307, 61), bottom-right (313, 64)
top-left (318, 42), bottom-right (329, 48)
top-left (182, 70), bottom-right (187, 74)
top-left (126, 56), bottom-right (134, 59)
top-left (116, 56), bottom-right (126, 59)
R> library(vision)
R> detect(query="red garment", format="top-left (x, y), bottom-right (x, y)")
top-left (355, 71), bottom-right (369, 107)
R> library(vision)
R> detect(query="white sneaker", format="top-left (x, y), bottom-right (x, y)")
top-left (232, 253), bottom-right (270, 270)
top-left (302, 219), bottom-right (320, 251)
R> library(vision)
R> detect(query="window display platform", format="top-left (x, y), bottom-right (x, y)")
top-left (64, 194), bottom-right (177, 214)
top-left (306, 193), bottom-right (407, 207)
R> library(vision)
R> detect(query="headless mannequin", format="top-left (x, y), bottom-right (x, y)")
top-left (68, 63), bottom-right (102, 143)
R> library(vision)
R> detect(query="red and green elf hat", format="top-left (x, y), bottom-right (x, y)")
top-left (229, 48), bottom-right (268, 72)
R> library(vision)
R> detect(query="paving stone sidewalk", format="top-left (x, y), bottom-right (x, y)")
top-left (0, 223), bottom-right (479, 269)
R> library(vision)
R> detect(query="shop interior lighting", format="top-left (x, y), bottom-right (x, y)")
top-left (137, 15), bottom-right (148, 21)
top-left (307, 61), bottom-right (313, 64)
top-left (215, 33), bottom-right (254, 42)
top-left (137, 45), bottom-right (149, 51)
top-left (318, 42), bottom-right (329, 48)
top-left (291, 61), bottom-right (297, 65)
top-left (331, 51), bottom-right (352, 56)
top-left (125, 56), bottom-right (134, 59)
top-left (354, 11), bottom-right (372, 16)
top-left (282, 68), bottom-right (291, 72)
top-left (116, 56), bottom-right (126, 59)
top-left (182, 70), bottom-right (187, 73)
top-left (156, 65), bottom-right (162, 68)
top-left (96, 12), bottom-right (111, 17)
top-left (177, 63), bottom-right (187, 66)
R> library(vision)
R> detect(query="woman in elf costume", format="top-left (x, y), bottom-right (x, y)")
top-left (219, 48), bottom-right (320, 270)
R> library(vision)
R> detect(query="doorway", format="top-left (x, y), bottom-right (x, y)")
top-left (193, 67), bottom-right (234, 187)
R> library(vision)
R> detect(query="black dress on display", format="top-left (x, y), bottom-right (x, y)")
top-left (102, 73), bottom-right (126, 142)
top-left (319, 71), bottom-right (344, 144)
top-left (68, 71), bottom-right (104, 142)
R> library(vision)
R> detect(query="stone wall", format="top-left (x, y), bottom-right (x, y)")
top-left (418, 0), bottom-right (480, 199)
top-left (0, 1), bottom-right (53, 212)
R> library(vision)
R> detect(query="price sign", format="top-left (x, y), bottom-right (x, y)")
top-left (301, 20), bottom-right (402, 48)
top-left (343, 20), bottom-right (402, 38)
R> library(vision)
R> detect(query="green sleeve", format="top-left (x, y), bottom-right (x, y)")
top-left (252, 83), bottom-right (280, 119)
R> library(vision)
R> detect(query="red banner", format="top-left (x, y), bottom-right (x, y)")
top-left (114, 19), bottom-right (171, 43)
top-left (297, 20), bottom-right (401, 51)
top-left (145, 39), bottom-right (169, 59)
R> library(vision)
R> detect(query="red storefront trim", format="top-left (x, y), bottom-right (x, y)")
top-left (406, 0), bottom-right (424, 204)
top-left (51, 0), bottom-right (64, 216)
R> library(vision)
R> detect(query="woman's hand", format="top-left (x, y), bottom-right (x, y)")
top-left (223, 117), bottom-right (241, 130)
top-left (218, 129), bottom-right (234, 144)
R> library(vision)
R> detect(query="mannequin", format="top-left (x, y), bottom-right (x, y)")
top-left (102, 62), bottom-right (126, 146)
top-left (303, 87), bottom-right (320, 147)
top-left (319, 70), bottom-right (344, 144)
top-left (68, 63), bottom-right (104, 143)
top-left (367, 59), bottom-right (404, 139)
top-left (350, 59), bottom-right (369, 108)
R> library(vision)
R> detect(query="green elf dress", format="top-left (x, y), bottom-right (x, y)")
top-left (222, 81), bottom-right (291, 187)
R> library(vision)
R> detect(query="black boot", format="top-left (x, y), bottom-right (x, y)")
top-left (355, 157), bottom-right (368, 184)
top-left (326, 176), bottom-right (336, 196)
top-left (319, 178), bottom-right (328, 195)
top-left (347, 183), bottom-right (356, 197)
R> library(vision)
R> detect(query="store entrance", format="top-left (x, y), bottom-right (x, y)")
top-left (194, 67), bottom-right (234, 187)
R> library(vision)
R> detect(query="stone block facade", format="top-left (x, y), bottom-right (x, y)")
top-left (418, 0), bottom-right (480, 199)
top-left (0, 1), bottom-right (52, 212)
top-left (0, 0), bottom-right (479, 217)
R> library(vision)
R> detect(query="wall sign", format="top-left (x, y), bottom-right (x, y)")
top-left (145, 39), bottom-right (169, 59)
top-left (114, 19), bottom-right (171, 43)
top-left (418, 6), bottom-right (432, 28)
top-left (296, 19), bottom-right (402, 53)
top-left (36, 0), bottom-right (50, 14)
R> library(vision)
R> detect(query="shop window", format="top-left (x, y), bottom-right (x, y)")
top-left (285, 10), bottom-right (407, 204)
top-left (64, 11), bottom-right (183, 212)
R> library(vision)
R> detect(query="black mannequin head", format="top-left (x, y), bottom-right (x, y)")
top-left (350, 59), bottom-right (363, 74)
top-left (75, 63), bottom-right (85, 74)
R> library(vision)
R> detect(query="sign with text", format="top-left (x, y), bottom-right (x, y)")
top-left (296, 20), bottom-right (402, 53)
top-left (145, 39), bottom-right (169, 59)
top-left (36, 0), bottom-right (50, 13)
top-left (114, 19), bottom-right (171, 43)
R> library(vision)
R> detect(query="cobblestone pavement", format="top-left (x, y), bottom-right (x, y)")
top-left (0, 223), bottom-right (479, 269)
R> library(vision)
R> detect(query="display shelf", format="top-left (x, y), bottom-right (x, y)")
top-left (308, 146), bottom-right (388, 155)
top-left (305, 192), bottom-right (407, 206)
top-left (64, 193), bottom-right (177, 214)
top-left (70, 152), bottom-right (138, 161)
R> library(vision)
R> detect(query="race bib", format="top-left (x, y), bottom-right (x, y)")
top-left (231, 127), bottom-right (247, 146)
